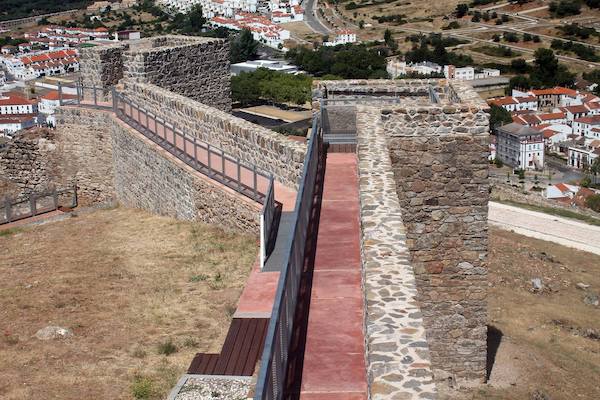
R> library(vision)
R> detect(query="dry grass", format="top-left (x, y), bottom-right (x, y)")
top-left (445, 227), bottom-right (600, 400)
top-left (0, 207), bottom-right (257, 400)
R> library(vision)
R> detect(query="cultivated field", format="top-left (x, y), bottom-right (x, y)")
top-left (444, 228), bottom-right (600, 400)
top-left (0, 208), bottom-right (257, 400)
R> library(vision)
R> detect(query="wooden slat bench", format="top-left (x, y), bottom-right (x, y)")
top-left (187, 318), bottom-right (269, 376)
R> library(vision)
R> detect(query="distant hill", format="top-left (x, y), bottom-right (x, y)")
top-left (0, 0), bottom-right (93, 22)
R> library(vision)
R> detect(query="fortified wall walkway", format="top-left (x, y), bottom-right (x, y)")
top-left (298, 153), bottom-right (367, 400)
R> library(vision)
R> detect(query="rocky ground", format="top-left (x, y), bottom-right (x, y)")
top-left (443, 227), bottom-right (600, 400)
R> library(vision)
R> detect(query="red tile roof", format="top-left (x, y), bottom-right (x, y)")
top-left (0, 92), bottom-right (35, 106)
top-left (573, 115), bottom-right (600, 124)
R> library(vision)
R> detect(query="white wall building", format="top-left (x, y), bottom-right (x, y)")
top-left (496, 123), bottom-right (545, 170)
top-left (159, 0), bottom-right (258, 16)
top-left (0, 92), bottom-right (36, 115)
top-left (38, 90), bottom-right (78, 126)
top-left (323, 30), bottom-right (357, 47)
top-left (568, 144), bottom-right (600, 169)
top-left (210, 14), bottom-right (290, 49)
top-left (572, 115), bottom-right (600, 139)
top-left (387, 60), bottom-right (442, 77)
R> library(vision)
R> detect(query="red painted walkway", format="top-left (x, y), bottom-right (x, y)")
top-left (300, 153), bottom-right (367, 400)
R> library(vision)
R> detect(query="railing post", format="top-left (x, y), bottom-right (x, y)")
top-left (58, 82), bottom-right (63, 106)
top-left (29, 193), bottom-right (37, 217)
top-left (253, 165), bottom-right (258, 199)
top-left (72, 184), bottom-right (78, 208)
top-left (93, 85), bottom-right (98, 106)
top-left (76, 84), bottom-right (81, 105)
top-left (112, 87), bottom-right (117, 114)
top-left (52, 187), bottom-right (58, 210)
top-left (193, 137), bottom-right (198, 169)
top-left (221, 150), bottom-right (226, 178)
top-left (4, 196), bottom-right (11, 223)
top-left (237, 159), bottom-right (241, 190)
top-left (207, 144), bottom-right (212, 176)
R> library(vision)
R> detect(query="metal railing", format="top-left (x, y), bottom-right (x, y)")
top-left (260, 177), bottom-right (277, 268)
top-left (254, 116), bottom-right (322, 400)
top-left (1, 185), bottom-right (77, 225)
top-left (59, 84), bottom-right (279, 262)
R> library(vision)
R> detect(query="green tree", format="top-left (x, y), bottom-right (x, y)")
top-left (586, 194), bottom-right (600, 212)
top-left (231, 72), bottom-right (261, 105)
top-left (455, 3), bottom-right (469, 18)
top-left (530, 48), bottom-right (575, 88)
top-left (489, 104), bottom-right (512, 128)
top-left (182, 4), bottom-right (206, 35)
top-left (384, 29), bottom-right (397, 50)
top-left (230, 29), bottom-right (259, 63)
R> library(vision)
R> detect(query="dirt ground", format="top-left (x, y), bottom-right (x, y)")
top-left (444, 228), bottom-right (600, 400)
top-left (0, 207), bottom-right (257, 400)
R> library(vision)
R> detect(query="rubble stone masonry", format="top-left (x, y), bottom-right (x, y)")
top-left (316, 80), bottom-right (490, 389)
top-left (122, 82), bottom-right (306, 189)
top-left (79, 43), bottom-right (128, 101)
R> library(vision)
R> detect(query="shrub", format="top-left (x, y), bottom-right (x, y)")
top-left (157, 339), bottom-right (177, 356)
top-left (183, 337), bottom-right (199, 348)
top-left (586, 194), bottom-right (600, 212)
top-left (494, 157), bottom-right (504, 168)
top-left (131, 376), bottom-right (154, 399)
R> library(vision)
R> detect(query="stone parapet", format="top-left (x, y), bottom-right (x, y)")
top-left (111, 118), bottom-right (260, 233)
top-left (121, 82), bottom-right (306, 189)
top-left (356, 108), bottom-right (437, 399)
top-left (79, 42), bottom-right (128, 101)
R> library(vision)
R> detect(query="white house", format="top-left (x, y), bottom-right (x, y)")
top-left (0, 92), bottom-right (37, 115)
top-left (38, 90), bottom-right (78, 126)
top-left (489, 96), bottom-right (537, 112)
top-left (572, 115), bottom-right (600, 139)
top-left (568, 143), bottom-right (600, 169)
top-left (323, 29), bottom-right (357, 47)
top-left (444, 65), bottom-right (500, 80)
top-left (0, 114), bottom-right (37, 137)
top-left (387, 60), bottom-right (442, 77)
top-left (496, 123), bottom-right (545, 170)
top-left (545, 183), bottom-right (579, 200)
top-left (210, 14), bottom-right (290, 49)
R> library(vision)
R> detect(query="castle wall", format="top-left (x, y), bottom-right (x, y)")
top-left (54, 107), bottom-right (116, 205)
top-left (79, 43), bottom-right (128, 101)
top-left (122, 36), bottom-right (232, 112)
top-left (121, 82), bottom-right (306, 189)
top-left (110, 118), bottom-right (260, 233)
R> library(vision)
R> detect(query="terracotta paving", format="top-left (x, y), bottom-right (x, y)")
top-left (300, 153), bottom-right (367, 400)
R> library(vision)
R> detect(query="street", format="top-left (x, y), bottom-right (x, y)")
top-left (301, 0), bottom-right (331, 35)
top-left (489, 201), bottom-right (600, 255)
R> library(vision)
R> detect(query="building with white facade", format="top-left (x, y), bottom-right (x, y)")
top-left (496, 122), bottom-right (545, 170)
top-left (443, 65), bottom-right (500, 81)
top-left (0, 92), bottom-right (37, 115)
top-left (231, 59), bottom-right (300, 75)
top-left (0, 114), bottom-right (37, 137)
top-left (1, 49), bottom-right (79, 81)
top-left (572, 115), bottom-right (600, 139)
top-left (323, 30), bottom-right (357, 47)
top-left (210, 14), bottom-right (290, 49)
top-left (387, 60), bottom-right (442, 78)
top-left (568, 143), bottom-right (600, 169)
top-left (489, 95), bottom-right (538, 112)
top-left (159, 0), bottom-right (258, 16)
top-left (38, 90), bottom-right (78, 126)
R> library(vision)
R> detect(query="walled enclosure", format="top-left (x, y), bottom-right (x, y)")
top-left (79, 36), bottom-right (231, 111)
top-left (315, 80), bottom-right (490, 387)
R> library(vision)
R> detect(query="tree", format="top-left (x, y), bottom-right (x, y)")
top-left (230, 29), bottom-right (258, 63)
top-left (489, 104), bottom-right (512, 128)
top-left (510, 58), bottom-right (529, 73)
top-left (586, 194), bottom-right (600, 212)
top-left (455, 3), bottom-right (469, 18)
top-left (182, 4), bottom-right (206, 35)
top-left (529, 48), bottom-right (575, 88)
top-left (506, 75), bottom-right (531, 94)
top-left (384, 29), bottom-right (397, 50)
top-left (591, 156), bottom-right (600, 176)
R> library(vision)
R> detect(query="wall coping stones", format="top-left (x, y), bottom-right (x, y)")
top-left (356, 106), bottom-right (437, 400)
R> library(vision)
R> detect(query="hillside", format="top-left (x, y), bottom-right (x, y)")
top-left (0, 0), bottom-right (93, 21)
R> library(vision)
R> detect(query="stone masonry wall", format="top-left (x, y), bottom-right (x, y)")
top-left (0, 129), bottom-right (60, 198)
top-left (54, 107), bottom-right (116, 205)
top-left (383, 104), bottom-right (490, 385)
top-left (79, 43), bottom-right (128, 101)
top-left (122, 36), bottom-right (232, 112)
top-left (316, 79), bottom-right (490, 388)
top-left (122, 82), bottom-right (306, 189)
top-left (111, 118), bottom-right (260, 233)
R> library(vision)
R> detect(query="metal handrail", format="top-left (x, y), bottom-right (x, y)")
top-left (254, 115), bottom-right (322, 399)
top-left (260, 177), bottom-right (277, 268)
top-left (1, 185), bottom-right (77, 225)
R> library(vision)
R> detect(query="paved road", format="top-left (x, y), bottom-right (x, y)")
top-left (489, 201), bottom-right (600, 255)
top-left (302, 0), bottom-right (331, 34)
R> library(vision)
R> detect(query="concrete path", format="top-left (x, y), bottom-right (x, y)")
top-left (300, 153), bottom-right (367, 400)
top-left (489, 201), bottom-right (600, 256)
top-left (302, 0), bottom-right (331, 34)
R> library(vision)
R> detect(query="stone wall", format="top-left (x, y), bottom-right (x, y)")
top-left (121, 82), bottom-right (306, 189)
top-left (320, 79), bottom-right (490, 387)
top-left (53, 107), bottom-right (116, 205)
top-left (0, 129), bottom-right (60, 198)
top-left (78, 35), bottom-right (231, 111)
top-left (356, 109), bottom-right (437, 399)
top-left (79, 43), bottom-right (128, 101)
top-left (381, 103), bottom-right (490, 385)
top-left (122, 36), bottom-right (232, 112)
top-left (111, 118), bottom-right (260, 232)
